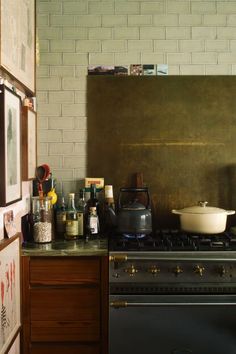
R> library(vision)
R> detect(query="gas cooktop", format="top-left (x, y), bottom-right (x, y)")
top-left (109, 229), bottom-right (236, 252)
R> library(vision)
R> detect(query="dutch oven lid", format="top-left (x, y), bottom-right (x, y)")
top-left (178, 201), bottom-right (227, 214)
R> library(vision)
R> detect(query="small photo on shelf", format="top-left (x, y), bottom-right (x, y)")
top-left (3, 210), bottom-right (16, 238)
top-left (157, 64), bottom-right (168, 75)
top-left (143, 64), bottom-right (156, 76)
top-left (130, 64), bottom-right (143, 76)
top-left (114, 66), bottom-right (129, 76)
top-left (88, 65), bottom-right (115, 75)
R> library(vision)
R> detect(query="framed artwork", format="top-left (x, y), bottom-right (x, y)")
top-left (0, 85), bottom-right (22, 206)
top-left (0, 234), bottom-right (21, 354)
top-left (0, 0), bottom-right (35, 94)
top-left (22, 107), bottom-right (37, 180)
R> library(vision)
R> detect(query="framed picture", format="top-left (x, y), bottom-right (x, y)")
top-left (22, 106), bottom-right (37, 180)
top-left (0, 234), bottom-right (21, 354)
top-left (0, 85), bottom-right (22, 206)
top-left (0, 0), bottom-right (35, 94)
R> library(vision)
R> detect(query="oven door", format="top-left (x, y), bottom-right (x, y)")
top-left (109, 294), bottom-right (236, 354)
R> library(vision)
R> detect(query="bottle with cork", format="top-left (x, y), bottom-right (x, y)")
top-left (65, 193), bottom-right (78, 240)
top-left (103, 185), bottom-right (116, 234)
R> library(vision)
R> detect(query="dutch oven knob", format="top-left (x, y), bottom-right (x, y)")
top-left (198, 201), bottom-right (208, 207)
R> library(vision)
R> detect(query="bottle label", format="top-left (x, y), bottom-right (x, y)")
top-left (66, 220), bottom-right (78, 237)
top-left (77, 212), bottom-right (84, 236)
top-left (89, 215), bottom-right (98, 234)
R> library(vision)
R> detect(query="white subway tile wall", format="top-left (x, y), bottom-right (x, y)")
top-left (36, 0), bottom-right (236, 193)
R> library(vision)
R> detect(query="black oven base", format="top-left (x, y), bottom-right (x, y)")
top-left (109, 294), bottom-right (236, 354)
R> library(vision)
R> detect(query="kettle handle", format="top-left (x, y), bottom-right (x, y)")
top-left (118, 187), bottom-right (151, 209)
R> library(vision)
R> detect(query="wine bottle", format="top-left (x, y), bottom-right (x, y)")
top-left (104, 185), bottom-right (115, 210)
top-left (103, 185), bottom-right (116, 234)
top-left (85, 184), bottom-right (100, 238)
top-left (65, 193), bottom-right (78, 240)
top-left (56, 196), bottom-right (67, 238)
top-left (77, 188), bottom-right (86, 237)
top-left (87, 206), bottom-right (100, 236)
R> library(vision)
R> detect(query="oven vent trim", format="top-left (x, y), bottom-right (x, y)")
top-left (110, 285), bottom-right (236, 295)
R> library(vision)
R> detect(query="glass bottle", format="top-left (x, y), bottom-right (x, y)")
top-left (77, 188), bottom-right (86, 237)
top-left (65, 193), bottom-right (78, 240)
top-left (103, 185), bottom-right (116, 234)
top-left (85, 184), bottom-right (100, 238)
top-left (87, 206), bottom-right (100, 236)
top-left (31, 196), bottom-right (53, 243)
top-left (56, 196), bottom-right (67, 239)
top-left (87, 184), bottom-right (99, 210)
top-left (104, 185), bottom-right (115, 211)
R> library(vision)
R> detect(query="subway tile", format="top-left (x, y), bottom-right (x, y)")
top-left (192, 52), bottom-right (217, 64)
top-left (49, 117), bottom-right (74, 130)
top-left (63, 1), bottom-right (88, 14)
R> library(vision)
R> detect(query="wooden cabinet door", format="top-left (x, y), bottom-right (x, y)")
top-left (30, 257), bottom-right (100, 285)
top-left (30, 287), bottom-right (100, 342)
top-left (21, 255), bottom-right (108, 354)
top-left (30, 343), bottom-right (100, 354)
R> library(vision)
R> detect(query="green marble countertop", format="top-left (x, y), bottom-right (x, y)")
top-left (21, 238), bottom-right (108, 257)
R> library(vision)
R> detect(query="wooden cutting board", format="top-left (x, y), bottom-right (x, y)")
top-left (133, 172), bottom-right (147, 206)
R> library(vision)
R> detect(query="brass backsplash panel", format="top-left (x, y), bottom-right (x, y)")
top-left (87, 76), bottom-right (236, 229)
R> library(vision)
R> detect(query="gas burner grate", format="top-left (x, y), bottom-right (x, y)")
top-left (109, 229), bottom-right (236, 252)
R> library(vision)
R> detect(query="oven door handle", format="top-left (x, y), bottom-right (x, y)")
top-left (110, 300), bottom-right (236, 308)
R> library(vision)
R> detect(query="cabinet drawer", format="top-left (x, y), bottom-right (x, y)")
top-left (31, 343), bottom-right (100, 354)
top-left (31, 287), bottom-right (100, 342)
top-left (30, 257), bottom-right (100, 285)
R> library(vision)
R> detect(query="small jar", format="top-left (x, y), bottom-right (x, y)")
top-left (31, 196), bottom-right (53, 243)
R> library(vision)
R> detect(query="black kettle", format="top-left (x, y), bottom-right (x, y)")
top-left (116, 187), bottom-right (152, 235)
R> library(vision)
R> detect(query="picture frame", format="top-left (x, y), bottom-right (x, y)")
top-left (0, 234), bottom-right (21, 354)
top-left (22, 106), bottom-right (37, 181)
top-left (0, 85), bottom-right (22, 206)
top-left (0, 0), bottom-right (35, 94)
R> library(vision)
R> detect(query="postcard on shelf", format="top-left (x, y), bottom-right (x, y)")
top-left (3, 210), bottom-right (16, 238)
top-left (88, 66), bottom-right (115, 75)
top-left (130, 64), bottom-right (143, 76)
top-left (157, 64), bottom-right (168, 75)
top-left (143, 64), bottom-right (156, 76)
top-left (114, 66), bottom-right (129, 76)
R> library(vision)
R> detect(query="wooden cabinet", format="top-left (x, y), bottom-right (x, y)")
top-left (21, 256), bottom-right (108, 354)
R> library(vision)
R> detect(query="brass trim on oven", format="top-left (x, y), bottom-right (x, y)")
top-left (109, 254), bottom-right (128, 262)
top-left (110, 300), bottom-right (128, 308)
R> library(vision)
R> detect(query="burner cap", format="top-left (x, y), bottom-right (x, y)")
top-left (123, 233), bottom-right (146, 239)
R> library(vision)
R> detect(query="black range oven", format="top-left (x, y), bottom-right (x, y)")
top-left (109, 230), bottom-right (236, 354)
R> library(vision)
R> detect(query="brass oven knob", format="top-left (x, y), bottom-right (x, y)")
top-left (173, 266), bottom-right (183, 276)
top-left (124, 264), bottom-right (138, 276)
top-left (147, 265), bottom-right (160, 276)
top-left (218, 265), bottom-right (227, 277)
top-left (194, 265), bottom-right (205, 276)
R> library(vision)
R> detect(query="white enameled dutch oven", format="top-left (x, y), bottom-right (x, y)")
top-left (172, 201), bottom-right (235, 234)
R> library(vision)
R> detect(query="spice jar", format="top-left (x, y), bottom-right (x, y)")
top-left (31, 196), bottom-right (53, 243)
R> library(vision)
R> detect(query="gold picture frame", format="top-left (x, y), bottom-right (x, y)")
top-left (22, 106), bottom-right (37, 181)
top-left (0, 0), bottom-right (35, 94)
